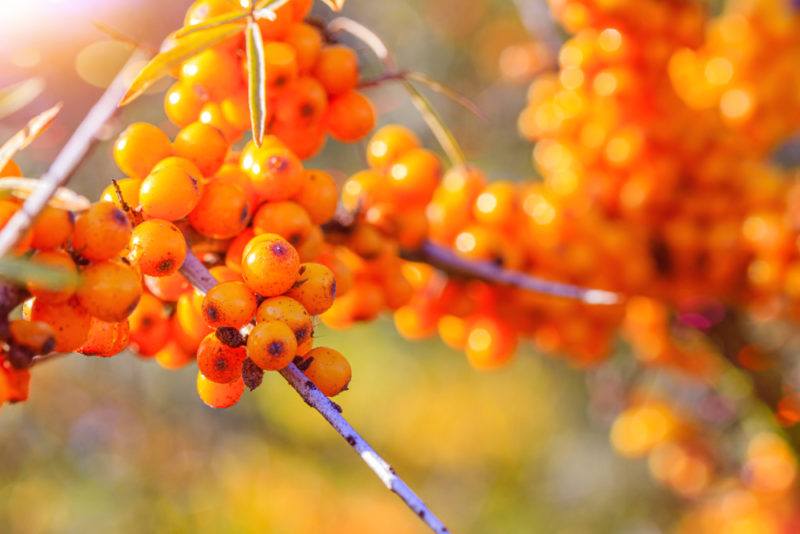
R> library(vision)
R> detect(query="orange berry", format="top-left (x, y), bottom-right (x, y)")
top-left (298, 347), bottom-right (351, 396)
top-left (0, 200), bottom-right (31, 254)
top-left (242, 234), bottom-right (300, 296)
top-left (0, 159), bottom-right (21, 177)
top-left (285, 23), bottom-right (322, 73)
top-left (199, 101), bottom-right (242, 143)
top-left (473, 181), bottom-right (518, 227)
top-left (129, 219), bottom-right (187, 276)
top-left (151, 156), bottom-right (203, 179)
top-left (262, 41), bottom-right (299, 91)
top-left (196, 372), bottom-right (244, 408)
top-left (164, 81), bottom-right (205, 127)
top-left (100, 178), bottom-right (142, 210)
top-left (9, 320), bottom-right (56, 354)
top-left (215, 163), bottom-right (258, 210)
top-left (0, 359), bottom-right (30, 404)
top-left (240, 141), bottom-right (305, 201)
top-left (155, 341), bottom-right (193, 370)
top-left (128, 293), bottom-right (169, 356)
top-left (76, 260), bottom-right (142, 322)
top-left (293, 170), bottom-right (338, 224)
top-left (327, 91), bottom-right (375, 142)
top-left (272, 120), bottom-right (327, 160)
top-left (30, 297), bottom-right (91, 352)
top-left (438, 314), bottom-right (468, 350)
top-left (220, 90), bottom-right (250, 132)
top-left (31, 206), bottom-right (73, 250)
top-left (139, 166), bottom-right (203, 220)
top-left (394, 304), bottom-right (437, 340)
top-left (202, 281), bottom-right (257, 329)
top-left (314, 45), bottom-right (358, 96)
top-left (113, 122), bottom-right (173, 179)
top-left (180, 48), bottom-right (243, 101)
top-left (388, 148), bottom-right (442, 205)
top-left (197, 332), bottom-right (246, 384)
top-left (175, 292), bottom-right (211, 352)
top-left (173, 121), bottom-right (229, 176)
top-left (286, 262), bottom-right (336, 315)
top-left (367, 125), bottom-right (421, 171)
top-left (275, 77), bottom-right (328, 128)
top-left (256, 1), bottom-right (293, 39)
top-left (225, 228), bottom-right (255, 273)
top-left (252, 201), bottom-right (312, 247)
top-left (78, 318), bottom-right (130, 357)
top-left (296, 225), bottom-right (324, 262)
top-left (246, 320), bottom-right (297, 370)
top-left (255, 295), bottom-right (313, 354)
top-left (188, 178), bottom-right (251, 239)
top-left (465, 316), bottom-right (518, 370)
top-left (341, 170), bottom-right (387, 212)
top-left (145, 271), bottom-right (190, 302)
top-left (72, 201), bottom-right (132, 261)
top-left (291, 0), bottom-right (312, 20)
top-left (27, 250), bottom-right (78, 303)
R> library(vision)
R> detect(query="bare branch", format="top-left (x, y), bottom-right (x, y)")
top-left (180, 252), bottom-right (450, 534)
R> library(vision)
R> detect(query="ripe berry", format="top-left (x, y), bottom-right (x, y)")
top-left (0, 200), bottom-right (31, 253)
top-left (240, 141), bottom-right (305, 201)
top-left (155, 341), bottom-right (193, 370)
top-left (27, 250), bottom-right (78, 303)
top-left (175, 294), bottom-right (211, 352)
top-left (263, 41), bottom-right (299, 91)
top-left (225, 228), bottom-right (255, 273)
top-left (78, 318), bottom-right (130, 357)
top-left (197, 332), bottom-right (246, 384)
top-left (10, 320), bottom-right (56, 354)
top-left (314, 45), bottom-right (358, 96)
top-left (464, 316), bottom-right (518, 370)
top-left (202, 281), bottom-right (257, 329)
top-left (76, 260), bottom-right (142, 322)
top-left (173, 121), bottom-right (229, 177)
top-left (275, 77), bottom-right (328, 128)
top-left (326, 91), bottom-right (376, 143)
top-left (139, 165), bottom-right (203, 220)
top-left (241, 233), bottom-right (300, 297)
top-left (0, 159), bottom-right (21, 177)
top-left (388, 148), bottom-right (442, 205)
top-left (220, 90), bottom-right (250, 132)
top-left (246, 320), bottom-right (297, 370)
top-left (286, 263), bottom-right (336, 315)
top-left (367, 125), bottom-right (421, 171)
top-left (196, 372), bottom-right (244, 408)
top-left (128, 293), bottom-right (169, 356)
top-left (100, 178), bottom-right (141, 210)
top-left (31, 206), bottom-right (73, 250)
top-left (180, 48), bottom-right (243, 101)
top-left (298, 347), bottom-right (351, 396)
top-left (255, 296), bottom-right (313, 354)
top-left (293, 170), bottom-right (338, 225)
top-left (252, 201), bottom-right (312, 247)
top-left (285, 23), bottom-right (322, 73)
top-left (30, 297), bottom-right (91, 352)
top-left (129, 219), bottom-right (187, 276)
top-left (145, 271), bottom-right (191, 302)
top-left (164, 81), bottom-right (205, 127)
top-left (113, 122), bottom-right (173, 179)
top-left (151, 156), bottom-right (203, 179)
top-left (199, 102), bottom-right (242, 143)
top-left (72, 201), bottom-right (132, 261)
top-left (188, 178), bottom-right (251, 239)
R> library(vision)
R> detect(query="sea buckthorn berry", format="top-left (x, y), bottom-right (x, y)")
top-left (197, 333), bottom-right (246, 384)
top-left (286, 263), bottom-right (336, 315)
top-left (275, 77), bottom-right (328, 128)
top-left (272, 120), bottom-right (327, 160)
top-left (393, 303), bottom-right (437, 340)
top-left (256, 0), bottom-right (293, 39)
top-left (298, 347), bottom-right (351, 396)
top-left (0, 360), bottom-right (30, 404)
top-left (225, 228), bottom-right (255, 273)
top-left (164, 81), bottom-right (205, 128)
top-left (128, 219), bottom-right (187, 276)
top-left (215, 163), bottom-right (258, 210)
top-left (465, 316), bottom-right (518, 370)
top-left (199, 101), bottom-right (242, 143)
top-left (209, 265), bottom-right (242, 284)
top-left (262, 42), bottom-right (298, 91)
top-left (188, 178), bottom-right (251, 239)
top-left (173, 121), bottom-right (229, 177)
top-left (326, 91), bottom-right (376, 143)
top-left (180, 48), bottom-right (243, 101)
top-left (341, 170), bottom-right (386, 212)
top-left (293, 170), bottom-right (338, 225)
top-left (175, 294), bottom-right (211, 352)
top-left (388, 148), bottom-right (442, 205)
top-left (242, 234), bottom-right (300, 297)
top-left (139, 166), bottom-right (203, 220)
top-left (255, 296), bottom-right (313, 354)
top-left (31, 206), bottom-right (73, 250)
top-left (150, 156), bottom-right (203, 179)
top-left (246, 320), bottom-right (297, 371)
top-left (367, 125), bottom-right (421, 171)
top-left (9, 320), bottom-right (56, 354)
top-left (296, 225), bottom-right (324, 262)
top-left (240, 141), bottom-right (305, 201)
top-left (202, 281), bottom-right (257, 329)
top-left (196, 372), bottom-right (244, 409)
top-left (155, 341), bottom-right (193, 370)
top-left (30, 297), bottom-right (91, 352)
top-left (438, 314), bottom-right (468, 350)
top-left (128, 294), bottom-right (169, 356)
top-left (0, 200), bottom-right (33, 254)
top-left (113, 122), bottom-right (173, 179)
top-left (291, 0), bottom-right (312, 20)
top-left (473, 181), bottom-right (518, 227)
top-left (285, 23), bottom-right (322, 73)
top-left (78, 318), bottom-right (130, 357)
top-left (72, 201), bottom-right (132, 261)
top-left (145, 271), bottom-right (190, 302)
top-left (252, 201), bottom-right (312, 246)
top-left (76, 260), bottom-right (142, 322)
top-left (27, 250), bottom-right (78, 303)
top-left (100, 178), bottom-right (141, 210)
top-left (0, 159), bottom-right (21, 177)
top-left (314, 45), bottom-right (359, 96)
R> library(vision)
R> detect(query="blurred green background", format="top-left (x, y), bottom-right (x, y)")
top-left (0, 0), bottom-right (684, 532)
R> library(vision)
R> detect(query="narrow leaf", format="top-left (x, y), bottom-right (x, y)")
top-left (245, 20), bottom-right (267, 146)
top-left (0, 178), bottom-right (91, 211)
top-left (402, 80), bottom-right (467, 169)
top-left (0, 78), bottom-right (45, 120)
top-left (120, 23), bottom-right (244, 106)
top-left (405, 72), bottom-right (485, 120)
top-left (174, 10), bottom-right (249, 39)
top-left (0, 104), bottom-right (62, 173)
top-left (92, 21), bottom-right (156, 53)
top-left (0, 256), bottom-right (80, 291)
top-left (253, 0), bottom-right (291, 20)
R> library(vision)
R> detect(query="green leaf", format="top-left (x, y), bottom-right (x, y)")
top-left (0, 256), bottom-right (80, 291)
top-left (120, 23), bottom-right (244, 106)
top-left (0, 104), bottom-right (62, 173)
top-left (402, 80), bottom-right (467, 169)
top-left (174, 10), bottom-right (249, 39)
top-left (245, 19), bottom-right (267, 147)
top-left (0, 78), bottom-right (45, 120)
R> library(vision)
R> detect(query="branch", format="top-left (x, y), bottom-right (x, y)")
top-left (0, 51), bottom-right (148, 258)
top-left (180, 252), bottom-right (449, 533)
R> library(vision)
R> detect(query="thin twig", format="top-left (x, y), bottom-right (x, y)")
top-left (0, 51), bottom-right (147, 258)
top-left (180, 251), bottom-right (450, 534)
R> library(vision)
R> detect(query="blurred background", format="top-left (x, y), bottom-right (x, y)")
top-left (0, 0), bottom-right (692, 532)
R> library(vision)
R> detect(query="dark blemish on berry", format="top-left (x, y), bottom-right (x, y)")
top-left (300, 103), bottom-right (315, 117)
top-left (274, 76), bottom-right (287, 87)
top-left (270, 242), bottom-right (287, 257)
top-left (67, 211), bottom-right (76, 224)
top-left (42, 337), bottom-right (56, 355)
top-left (288, 233), bottom-right (301, 246)
top-left (330, 280), bottom-right (337, 298)
top-left (157, 258), bottom-right (174, 273)
top-left (141, 316), bottom-right (154, 329)
top-left (268, 155), bottom-right (289, 173)
top-left (189, 175), bottom-right (200, 191)
top-left (345, 435), bottom-right (356, 446)
top-left (295, 326), bottom-right (308, 343)
top-left (295, 356), bottom-right (313, 371)
top-left (214, 357), bottom-right (228, 371)
top-left (240, 205), bottom-right (249, 223)
top-left (298, 265), bottom-right (306, 275)
top-left (205, 304), bottom-right (219, 322)
top-left (290, 278), bottom-right (307, 290)
top-left (111, 208), bottom-right (128, 226)
top-left (125, 296), bottom-right (141, 316)
top-left (267, 340), bottom-right (284, 357)
top-left (121, 257), bottom-right (132, 266)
